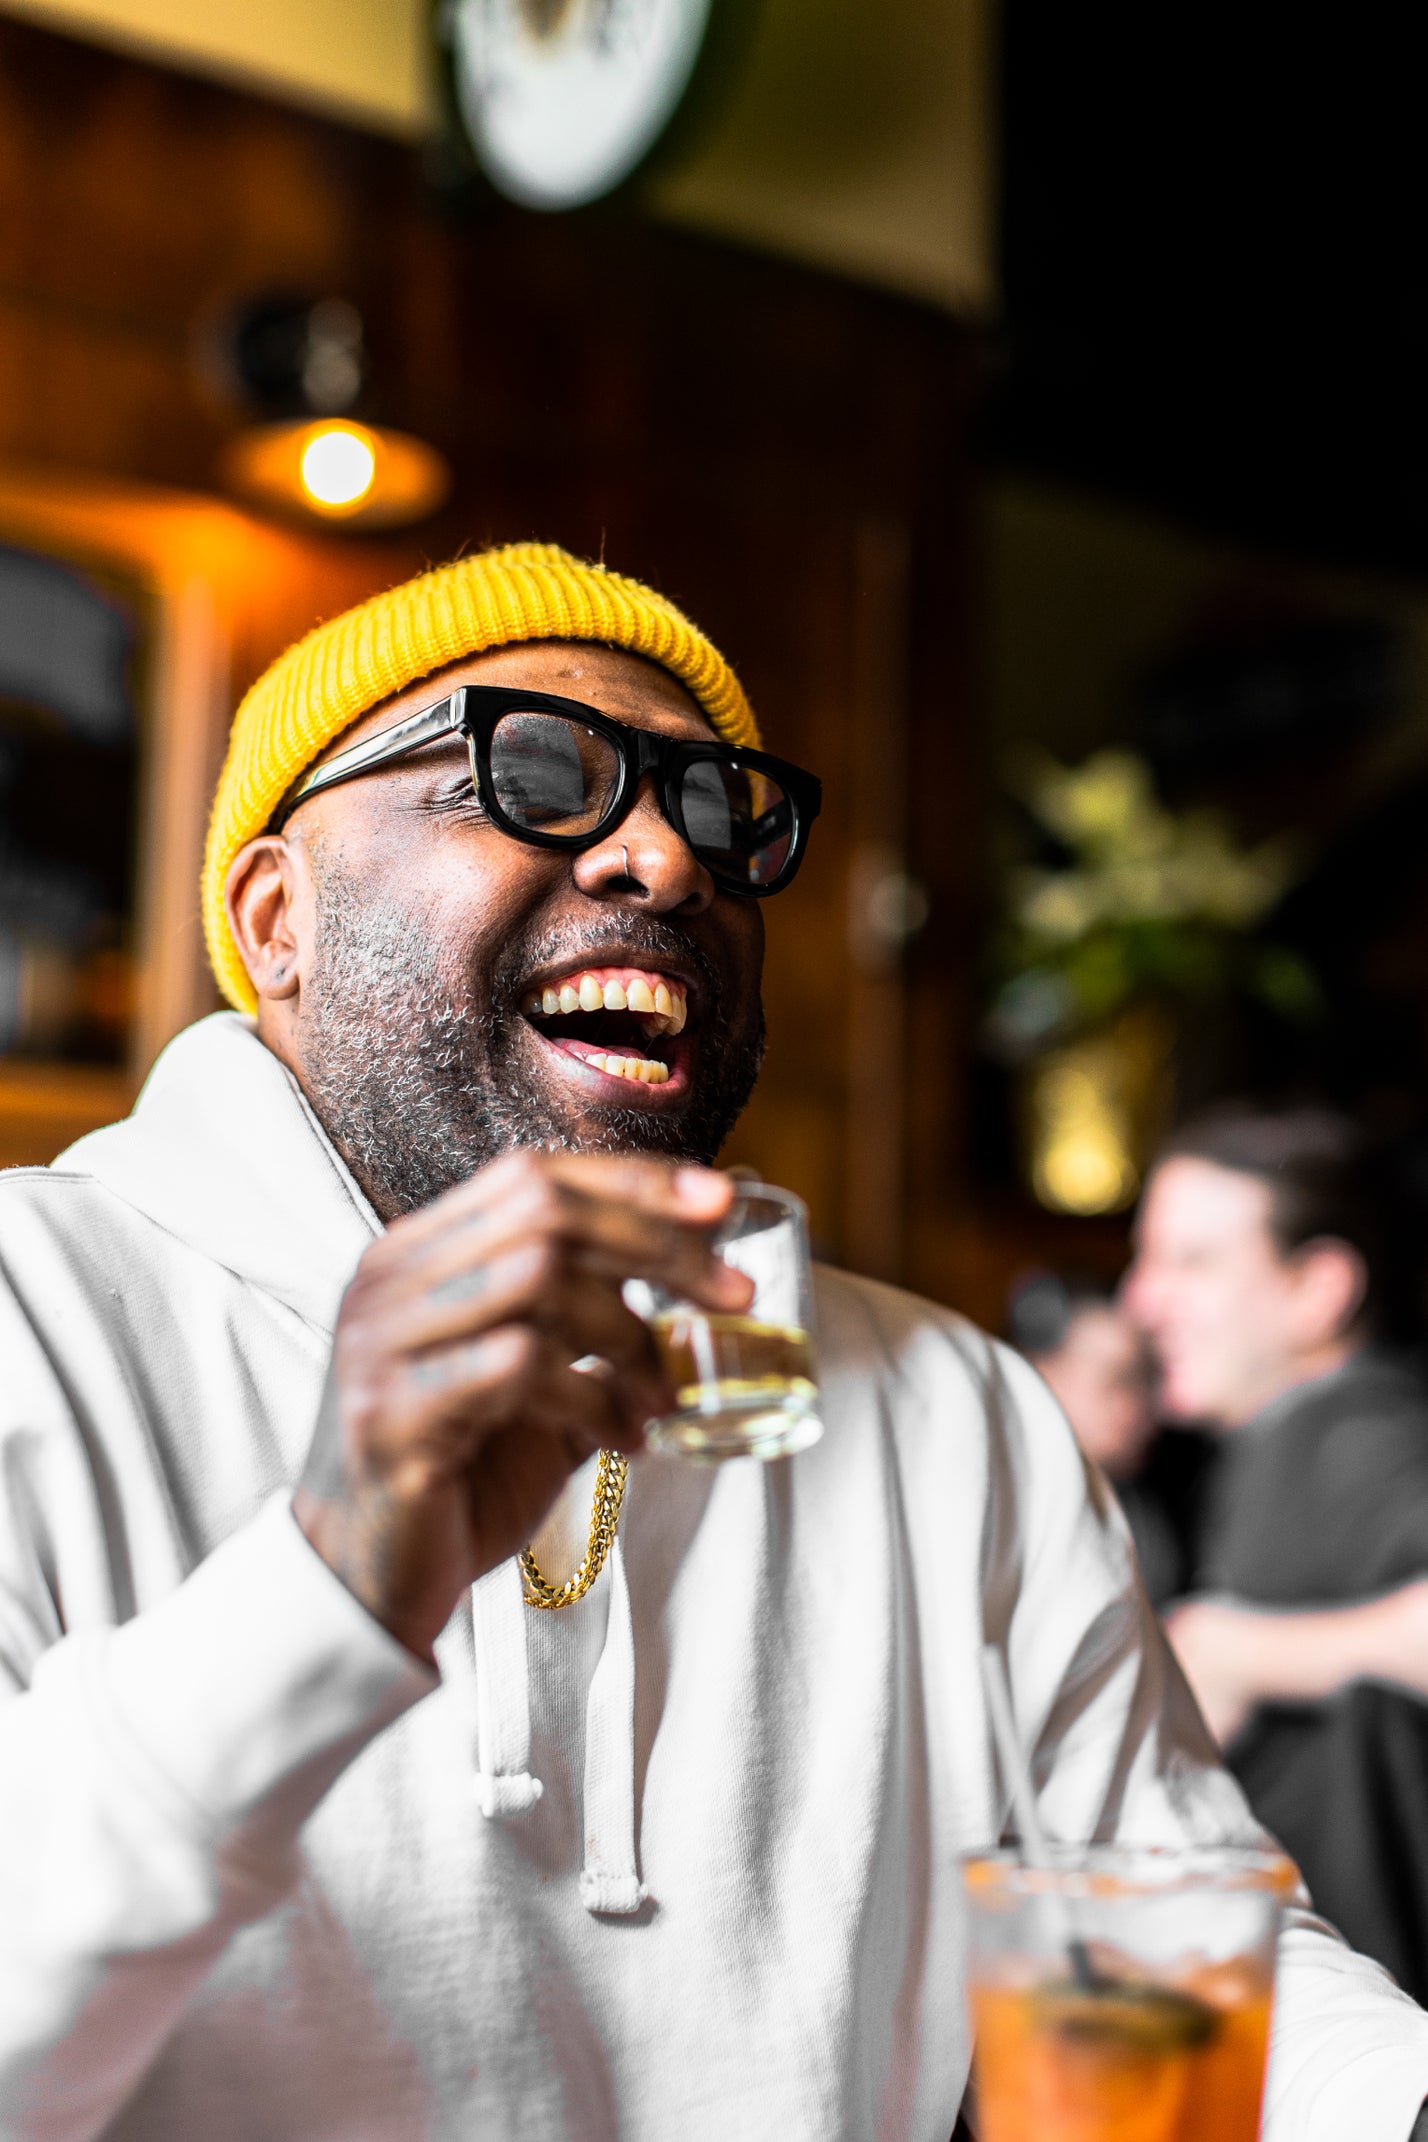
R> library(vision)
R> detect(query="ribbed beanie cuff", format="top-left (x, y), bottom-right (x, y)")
top-left (201, 542), bottom-right (759, 1014)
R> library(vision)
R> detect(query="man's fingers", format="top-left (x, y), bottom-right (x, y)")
top-left (540, 1153), bottom-right (735, 1217)
top-left (568, 1229), bottom-right (753, 1311)
top-left (382, 1238), bottom-right (561, 1352)
top-left (330, 1147), bottom-right (744, 1520)
top-left (382, 1150), bottom-right (733, 1257)
top-left (365, 1168), bottom-right (750, 1325)
top-left (396, 1325), bottom-right (536, 1428)
top-left (394, 1324), bottom-right (647, 1454)
top-left (356, 1242), bottom-right (678, 1399)
top-left (520, 1359), bottom-right (649, 1452)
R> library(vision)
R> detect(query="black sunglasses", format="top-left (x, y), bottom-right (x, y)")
top-left (276, 685), bottom-right (822, 897)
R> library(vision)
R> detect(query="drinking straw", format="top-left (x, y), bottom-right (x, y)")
top-left (980, 1643), bottom-right (1100, 1991)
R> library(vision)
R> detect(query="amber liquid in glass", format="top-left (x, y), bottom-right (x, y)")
top-left (971, 1964), bottom-right (1273, 2142)
top-left (647, 1312), bottom-right (818, 1456)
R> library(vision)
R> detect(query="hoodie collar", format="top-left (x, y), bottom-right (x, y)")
top-left (53, 1012), bottom-right (379, 1333)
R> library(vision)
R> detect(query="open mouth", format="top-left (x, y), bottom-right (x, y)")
top-left (519, 965), bottom-right (690, 1096)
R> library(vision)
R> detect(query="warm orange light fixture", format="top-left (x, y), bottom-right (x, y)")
top-left (301, 424), bottom-right (376, 508)
top-left (213, 296), bottom-right (451, 531)
top-left (221, 418), bottom-right (450, 531)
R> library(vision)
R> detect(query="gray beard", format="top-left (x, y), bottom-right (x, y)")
top-left (294, 885), bottom-right (765, 1219)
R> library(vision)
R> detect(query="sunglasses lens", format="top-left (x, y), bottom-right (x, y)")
top-left (679, 759), bottom-right (795, 888)
top-left (488, 711), bottom-right (621, 835)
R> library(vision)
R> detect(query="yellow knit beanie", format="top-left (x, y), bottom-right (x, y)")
top-left (202, 541), bottom-right (759, 1014)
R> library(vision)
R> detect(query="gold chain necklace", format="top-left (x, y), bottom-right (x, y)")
top-left (518, 1449), bottom-right (629, 1610)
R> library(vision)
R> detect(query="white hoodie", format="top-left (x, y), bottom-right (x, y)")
top-left (1, 1012), bottom-right (1426, 2142)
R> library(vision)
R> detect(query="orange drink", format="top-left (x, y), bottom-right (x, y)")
top-left (962, 1848), bottom-right (1296, 2142)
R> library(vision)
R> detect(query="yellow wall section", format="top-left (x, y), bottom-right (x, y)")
top-left (650, 0), bottom-right (993, 317)
top-left (0, 0), bottom-right (431, 133)
top-left (0, 0), bottom-right (993, 315)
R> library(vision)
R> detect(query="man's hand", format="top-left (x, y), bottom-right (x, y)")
top-left (293, 1152), bottom-right (751, 1661)
top-left (1166, 1581), bottom-right (1428, 1749)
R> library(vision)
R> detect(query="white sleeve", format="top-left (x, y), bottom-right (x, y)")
top-left (987, 1342), bottom-right (1428, 2142)
top-left (0, 1496), bottom-right (435, 2142)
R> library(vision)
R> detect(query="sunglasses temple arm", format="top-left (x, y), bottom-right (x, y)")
top-left (285, 690), bottom-right (468, 810)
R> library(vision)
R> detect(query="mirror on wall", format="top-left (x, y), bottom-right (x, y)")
top-left (0, 539), bottom-right (152, 1068)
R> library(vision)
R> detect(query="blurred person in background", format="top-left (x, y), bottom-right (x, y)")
top-left (1124, 1105), bottom-right (1428, 1739)
top-left (1125, 1105), bottom-right (1428, 1995)
top-left (1008, 1271), bottom-right (1211, 1606)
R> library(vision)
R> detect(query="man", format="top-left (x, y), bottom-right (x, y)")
top-left (1123, 1107), bottom-right (1428, 1742)
top-left (1007, 1272), bottom-right (1210, 1606)
top-left (2, 546), bottom-right (1427, 2141)
top-left (1124, 1107), bottom-right (1428, 1999)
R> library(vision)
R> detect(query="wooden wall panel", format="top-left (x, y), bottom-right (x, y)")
top-left (0, 461), bottom-right (426, 1155)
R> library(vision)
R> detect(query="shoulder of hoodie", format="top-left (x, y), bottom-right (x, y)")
top-left (0, 1165), bottom-right (174, 1452)
top-left (0, 1155), bottom-right (222, 1301)
top-left (1, 1156), bottom-right (155, 1237)
top-left (816, 1266), bottom-right (1125, 1608)
top-left (813, 1260), bottom-right (1075, 1462)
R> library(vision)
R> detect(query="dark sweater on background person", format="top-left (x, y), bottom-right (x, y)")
top-left (1204, 1348), bottom-right (1428, 2005)
top-left (1200, 1349), bottom-right (1428, 1606)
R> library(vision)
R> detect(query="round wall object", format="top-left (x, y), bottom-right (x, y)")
top-left (448, 0), bottom-right (713, 210)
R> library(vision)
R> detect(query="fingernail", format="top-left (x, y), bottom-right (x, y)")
top-left (673, 1165), bottom-right (729, 1211)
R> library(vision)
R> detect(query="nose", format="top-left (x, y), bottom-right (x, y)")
top-left (572, 777), bottom-right (714, 913)
top-left (1119, 1259), bottom-right (1159, 1332)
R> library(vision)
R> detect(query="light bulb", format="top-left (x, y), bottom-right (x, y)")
top-left (300, 425), bottom-right (376, 509)
top-left (222, 417), bottom-right (449, 528)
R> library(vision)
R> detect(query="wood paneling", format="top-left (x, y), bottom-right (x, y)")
top-left (0, 13), bottom-right (979, 1291)
top-left (0, 463), bottom-right (427, 1157)
top-left (0, 1055), bottom-right (128, 1168)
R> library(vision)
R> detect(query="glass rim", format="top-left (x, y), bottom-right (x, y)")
top-left (960, 1844), bottom-right (1299, 1901)
top-left (718, 1180), bottom-right (810, 1232)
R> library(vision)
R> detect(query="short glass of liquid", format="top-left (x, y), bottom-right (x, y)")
top-left (962, 1845), bottom-right (1297, 2142)
top-left (627, 1182), bottom-right (822, 1461)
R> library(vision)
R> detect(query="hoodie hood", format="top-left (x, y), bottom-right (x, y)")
top-left (56, 1013), bottom-right (379, 1334)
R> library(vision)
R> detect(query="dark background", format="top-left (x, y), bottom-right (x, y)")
top-left (997, 1), bottom-right (1428, 573)
top-left (979, 3), bottom-right (1428, 1308)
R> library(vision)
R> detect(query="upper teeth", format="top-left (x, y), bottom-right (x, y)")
top-left (523, 971), bottom-right (686, 1034)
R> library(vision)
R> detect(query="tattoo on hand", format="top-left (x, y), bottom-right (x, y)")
top-left (430, 1266), bottom-right (491, 1307)
top-left (410, 1353), bottom-right (458, 1390)
top-left (409, 1342), bottom-right (494, 1390)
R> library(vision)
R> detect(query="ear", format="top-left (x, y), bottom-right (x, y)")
top-left (225, 835), bottom-right (307, 1003)
top-left (1291, 1237), bottom-right (1368, 1346)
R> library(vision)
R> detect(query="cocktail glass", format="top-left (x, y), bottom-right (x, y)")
top-left (962, 1845), bottom-right (1297, 2142)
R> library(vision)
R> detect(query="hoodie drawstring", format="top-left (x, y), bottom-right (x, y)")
top-left (471, 1543), bottom-right (645, 1915)
top-left (471, 1559), bottom-right (543, 1816)
top-left (578, 1537), bottom-right (647, 1915)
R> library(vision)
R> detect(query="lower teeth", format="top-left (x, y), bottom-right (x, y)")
top-left (587, 1052), bottom-right (668, 1084)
